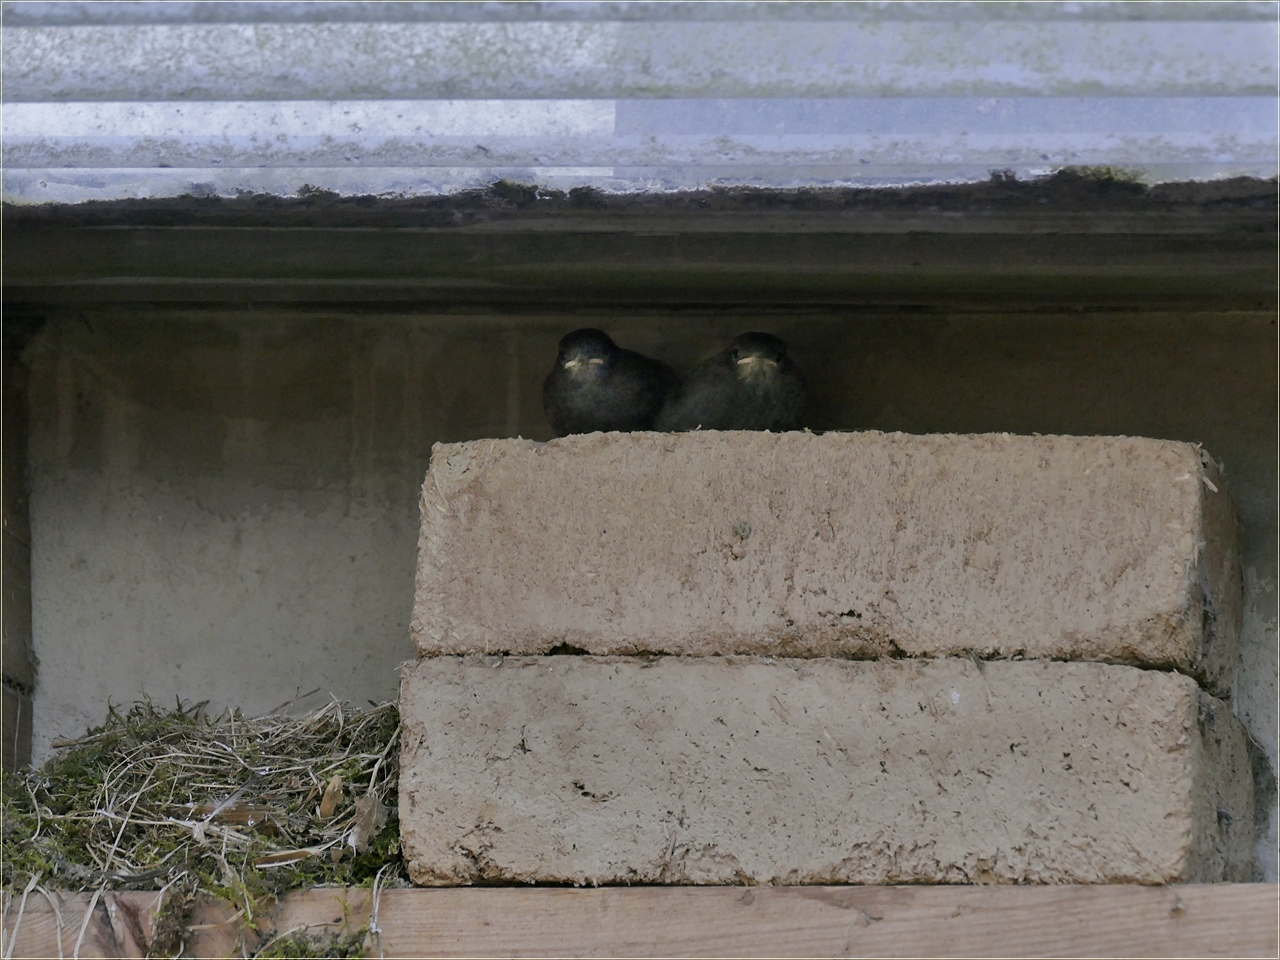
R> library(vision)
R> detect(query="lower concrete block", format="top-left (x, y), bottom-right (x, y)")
top-left (400, 657), bottom-right (1253, 886)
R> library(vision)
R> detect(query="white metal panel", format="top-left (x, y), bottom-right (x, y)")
top-left (2, 1), bottom-right (1277, 196)
top-left (5, 17), bottom-right (1277, 101)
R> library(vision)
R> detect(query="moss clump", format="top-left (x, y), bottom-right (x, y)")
top-left (1, 699), bottom-right (405, 957)
top-left (1057, 165), bottom-right (1145, 184)
top-left (253, 925), bottom-right (371, 958)
top-left (488, 179), bottom-right (542, 206)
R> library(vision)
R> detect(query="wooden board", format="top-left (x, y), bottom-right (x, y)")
top-left (3, 884), bottom-right (1276, 958)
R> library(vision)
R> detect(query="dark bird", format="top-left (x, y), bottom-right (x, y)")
top-left (543, 328), bottom-right (678, 436)
top-left (655, 332), bottom-right (805, 432)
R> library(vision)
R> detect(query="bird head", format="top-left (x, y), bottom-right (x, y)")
top-left (556, 328), bottom-right (615, 378)
top-left (728, 332), bottom-right (788, 380)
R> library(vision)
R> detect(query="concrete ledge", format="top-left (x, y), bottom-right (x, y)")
top-left (412, 432), bottom-right (1241, 691)
top-left (7, 180), bottom-right (1275, 309)
top-left (399, 657), bottom-right (1253, 887)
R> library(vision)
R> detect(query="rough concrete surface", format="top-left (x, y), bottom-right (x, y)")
top-left (399, 656), bottom-right (1254, 887)
top-left (413, 431), bottom-right (1241, 691)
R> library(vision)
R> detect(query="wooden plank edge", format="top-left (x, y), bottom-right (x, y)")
top-left (3, 883), bottom-right (1277, 958)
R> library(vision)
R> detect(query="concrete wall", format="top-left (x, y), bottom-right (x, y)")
top-left (23, 306), bottom-right (1277, 876)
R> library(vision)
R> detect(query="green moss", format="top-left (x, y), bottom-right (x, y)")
top-left (489, 179), bottom-right (541, 206)
top-left (1056, 165), bottom-right (1145, 184)
top-left (148, 874), bottom-right (200, 958)
top-left (253, 926), bottom-right (370, 958)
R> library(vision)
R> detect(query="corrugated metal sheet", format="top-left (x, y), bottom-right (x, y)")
top-left (3, 1), bottom-right (1277, 200)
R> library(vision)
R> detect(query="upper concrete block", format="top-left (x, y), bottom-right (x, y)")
top-left (412, 432), bottom-right (1241, 691)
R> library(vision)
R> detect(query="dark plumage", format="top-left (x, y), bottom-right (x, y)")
top-left (543, 328), bottom-right (677, 436)
top-left (655, 332), bottom-right (805, 432)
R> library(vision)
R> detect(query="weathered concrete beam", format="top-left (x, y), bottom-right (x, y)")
top-left (4, 177), bottom-right (1275, 309)
top-left (412, 432), bottom-right (1241, 691)
top-left (399, 657), bottom-right (1254, 886)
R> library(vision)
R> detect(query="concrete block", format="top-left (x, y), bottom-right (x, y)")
top-left (399, 657), bottom-right (1253, 887)
top-left (412, 432), bottom-right (1240, 691)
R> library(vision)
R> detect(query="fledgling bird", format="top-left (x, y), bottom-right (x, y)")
top-left (655, 332), bottom-right (805, 432)
top-left (542, 328), bottom-right (678, 436)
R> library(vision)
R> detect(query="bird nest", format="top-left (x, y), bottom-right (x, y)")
top-left (1, 698), bottom-right (404, 956)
